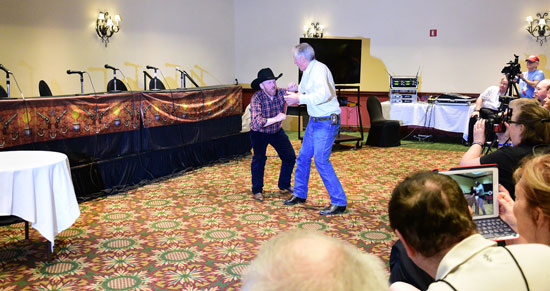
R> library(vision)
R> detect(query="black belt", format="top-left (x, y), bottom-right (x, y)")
top-left (311, 115), bottom-right (339, 122)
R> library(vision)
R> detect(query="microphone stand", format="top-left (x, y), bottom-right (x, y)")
top-left (179, 69), bottom-right (184, 88)
top-left (177, 68), bottom-right (199, 88)
top-left (6, 72), bottom-right (10, 97)
top-left (79, 73), bottom-right (84, 94)
top-left (152, 68), bottom-right (159, 90)
top-left (113, 70), bottom-right (118, 91)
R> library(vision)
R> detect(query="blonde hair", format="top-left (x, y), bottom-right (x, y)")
top-left (514, 154), bottom-right (550, 223)
top-left (241, 229), bottom-right (388, 291)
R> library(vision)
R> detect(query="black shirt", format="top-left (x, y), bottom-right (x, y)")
top-left (480, 144), bottom-right (534, 199)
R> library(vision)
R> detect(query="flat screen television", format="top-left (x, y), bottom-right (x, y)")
top-left (299, 38), bottom-right (362, 84)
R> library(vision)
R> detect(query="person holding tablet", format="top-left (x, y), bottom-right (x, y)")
top-left (498, 153), bottom-right (550, 245)
top-left (460, 100), bottom-right (550, 199)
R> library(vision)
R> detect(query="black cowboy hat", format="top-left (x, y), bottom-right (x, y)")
top-left (251, 68), bottom-right (283, 90)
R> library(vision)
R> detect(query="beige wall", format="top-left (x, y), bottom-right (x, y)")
top-left (2, 0), bottom-right (550, 97)
top-left (234, 0), bottom-right (550, 94)
top-left (0, 0), bottom-right (235, 97)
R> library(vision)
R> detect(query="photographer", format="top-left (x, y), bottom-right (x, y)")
top-left (460, 100), bottom-right (550, 198)
top-left (466, 77), bottom-right (508, 144)
top-left (517, 55), bottom-right (545, 99)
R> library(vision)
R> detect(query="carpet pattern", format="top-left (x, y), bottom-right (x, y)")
top-left (0, 141), bottom-right (464, 290)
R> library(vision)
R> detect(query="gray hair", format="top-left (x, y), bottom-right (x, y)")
top-left (293, 43), bottom-right (315, 61)
top-left (241, 229), bottom-right (388, 291)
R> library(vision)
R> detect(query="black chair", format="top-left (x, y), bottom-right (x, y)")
top-left (107, 79), bottom-right (128, 92)
top-left (0, 84), bottom-right (7, 98)
top-left (0, 216), bottom-right (29, 240)
top-left (365, 96), bottom-right (401, 147)
top-left (149, 78), bottom-right (165, 90)
top-left (39, 80), bottom-right (53, 96)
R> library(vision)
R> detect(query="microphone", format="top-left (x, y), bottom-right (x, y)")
top-left (67, 70), bottom-right (85, 75)
top-left (0, 64), bottom-right (11, 74)
top-left (176, 67), bottom-right (184, 73)
top-left (146, 65), bottom-right (158, 70)
top-left (104, 64), bottom-right (118, 71)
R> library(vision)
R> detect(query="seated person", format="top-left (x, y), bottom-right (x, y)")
top-left (498, 153), bottom-right (550, 245)
top-left (389, 240), bottom-right (433, 291)
top-left (241, 229), bottom-right (388, 291)
top-left (467, 77), bottom-right (508, 144)
top-left (460, 99), bottom-right (550, 198)
top-left (534, 79), bottom-right (550, 107)
top-left (389, 171), bottom-right (550, 290)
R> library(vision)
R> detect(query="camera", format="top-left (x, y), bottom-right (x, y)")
top-left (501, 54), bottom-right (521, 80)
top-left (485, 111), bottom-right (510, 136)
top-left (483, 95), bottom-right (517, 142)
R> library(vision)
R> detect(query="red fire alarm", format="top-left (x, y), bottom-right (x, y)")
top-left (430, 29), bottom-right (437, 37)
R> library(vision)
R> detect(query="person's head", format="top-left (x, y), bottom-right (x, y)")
top-left (513, 154), bottom-right (550, 244)
top-left (509, 102), bottom-right (550, 146)
top-left (242, 229), bottom-right (388, 291)
top-left (525, 55), bottom-right (540, 72)
top-left (499, 77), bottom-right (509, 94)
top-left (251, 68), bottom-right (282, 97)
top-left (534, 79), bottom-right (550, 105)
top-left (389, 171), bottom-right (476, 258)
top-left (545, 90), bottom-right (550, 112)
top-left (293, 43), bottom-right (315, 72)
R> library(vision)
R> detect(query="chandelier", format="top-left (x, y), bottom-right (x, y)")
top-left (526, 12), bottom-right (550, 46)
top-left (303, 22), bottom-right (324, 38)
top-left (96, 12), bottom-right (121, 47)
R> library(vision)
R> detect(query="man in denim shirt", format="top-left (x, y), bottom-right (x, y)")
top-left (284, 43), bottom-right (347, 215)
top-left (249, 68), bottom-right (296, 202)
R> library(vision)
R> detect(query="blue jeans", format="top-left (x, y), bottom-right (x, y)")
top-left (250, 129), bottom-right (296, 194)
top-left (294, 117), bottom-right (346, 206)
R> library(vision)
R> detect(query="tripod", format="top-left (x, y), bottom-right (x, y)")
top-left (505, 75), bottom-right (520, 97)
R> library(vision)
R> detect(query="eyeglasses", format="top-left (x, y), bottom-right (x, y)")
top-left (508, 120), bottom-right (523, 125)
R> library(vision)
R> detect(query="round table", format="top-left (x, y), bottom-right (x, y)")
top-left (0, 151), bottom-right (80, 250)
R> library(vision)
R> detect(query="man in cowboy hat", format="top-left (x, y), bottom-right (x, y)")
top-left (517, 54), bottom-right (545, 99)
top-left (249, 68), bottom-right (296, 202)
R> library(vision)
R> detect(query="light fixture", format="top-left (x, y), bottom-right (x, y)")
top-left (526, 12), bottom-right (550, 45)
top-left (303, 22), bottom-right (324, 38)
top-left (96, 11), bottom-right (121, 47)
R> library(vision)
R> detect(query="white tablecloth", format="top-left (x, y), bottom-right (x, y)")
top-left (389, 102), bottom-right (474, 138)
top-left (0, 151), bottom-right (80, 250)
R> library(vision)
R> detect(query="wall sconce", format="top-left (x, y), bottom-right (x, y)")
top-left (96, 12), bottom-right (121, 47)
top-left (526, 12), bottom-right (550, 46)
top-left (303, 22), bottom-right (324, 38)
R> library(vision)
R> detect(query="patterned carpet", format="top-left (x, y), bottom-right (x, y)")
top-left (0, 141), bottom-right (464, 290)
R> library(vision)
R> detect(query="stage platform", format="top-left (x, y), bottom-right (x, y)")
top-left (0, 86), bottom-right (251, 201)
